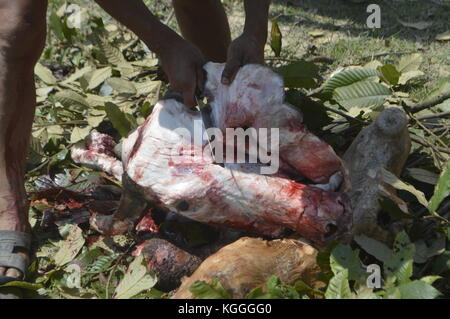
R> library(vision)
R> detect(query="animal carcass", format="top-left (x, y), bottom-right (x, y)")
top-left (72, 63), bottom-right (352, 246)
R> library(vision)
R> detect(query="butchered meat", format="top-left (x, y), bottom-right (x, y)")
top-left (73, 63), bottom-right (352, 246)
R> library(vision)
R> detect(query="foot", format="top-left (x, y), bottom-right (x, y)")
top-left (0, 197), bottom-right (31, 281)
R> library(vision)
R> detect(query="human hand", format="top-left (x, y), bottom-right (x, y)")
top-left (160, 37), bottom-right (206, 107)
top-left (221, 33), bottom-right (266, 85)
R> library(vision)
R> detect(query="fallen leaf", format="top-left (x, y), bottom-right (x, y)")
top-left (114, 255), bottom-right (157, 299)
top-left (54, 225), bottom-right (85, 266)
top-left (398, 70), bottom-right (425, 85)
top-left (381, 168), bottom-right (429, 207)
top-left (436, 30), bottom-right (450, 41)
top-left (398, 19), bottom-right (433, 30)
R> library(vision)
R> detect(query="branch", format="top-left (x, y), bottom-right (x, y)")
top-left (361, 51), bottom-right (414, 60)
top-left (409, 92), bottom-right (450, 114)
top-left (416, 111), bottom-right (450, 121)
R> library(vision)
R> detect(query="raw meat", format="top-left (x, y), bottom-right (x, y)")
top-left (73, 63), bottom-right (352, 246)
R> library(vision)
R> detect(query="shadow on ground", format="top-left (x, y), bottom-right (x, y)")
top-left (270, 0), bottom-right (450, 42)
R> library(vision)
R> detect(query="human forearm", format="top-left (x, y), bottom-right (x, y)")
top-left (94, 0), bottom-right (182, 56)
top-left (243, 0), bottom-right (271, 44)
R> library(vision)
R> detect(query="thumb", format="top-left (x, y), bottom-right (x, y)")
top-left (221, 55), bottom-right (242, 86)
top-left (183, 82), bottom-right (197, 108)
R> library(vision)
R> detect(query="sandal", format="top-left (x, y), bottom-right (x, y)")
top-left (0, 230), bottom-right (31, 285)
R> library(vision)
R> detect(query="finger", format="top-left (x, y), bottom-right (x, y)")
top-left (196, 67), bottom-right (206, 95)
top-left (221, 54), bottom-right (242, 86)
top-left (183, 82), bottom-right (197, 108)
top-left (0, 266), bottom-right (5, 276)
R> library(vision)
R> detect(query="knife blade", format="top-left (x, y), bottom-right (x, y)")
top-left (195, 95), bottom-right (216, 162)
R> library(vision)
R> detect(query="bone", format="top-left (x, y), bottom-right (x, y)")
top-left (71, 131), bottom-right (123, 181)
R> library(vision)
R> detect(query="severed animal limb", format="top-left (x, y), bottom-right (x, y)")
top-left (343, 107), bottom-right (411, 242)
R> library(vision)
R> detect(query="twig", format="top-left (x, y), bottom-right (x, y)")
top-left (33, 120), bottom-right (89, 128)
top-left (409, 112), bottom-right (449, 149)
top-left (411, 136), bottom-right (450, 155)
top-left (305, 56), bottom-right (334, 64)
top-left (361, 51), bottom-right (413, 60)
top-left (265, 56), bottom-right (334, 64)
top-left (416, 111), bottom-right (450, 121)
top-left (265, 57), bottom-right (300, 63)
top-left (408, 92), bottom-right (450, 114)
top-left (164, 9), bottom-right (175, 25)
top-left (297, 94), bottom-right (368, 124)
top-left (323, 105), bottom-right (367, 124)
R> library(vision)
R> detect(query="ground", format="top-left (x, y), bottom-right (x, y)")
top-left (1, 0), bottom-right (448, 299)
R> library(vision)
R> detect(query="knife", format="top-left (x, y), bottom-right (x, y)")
top-left (195, 95), bottom-right (216, 162)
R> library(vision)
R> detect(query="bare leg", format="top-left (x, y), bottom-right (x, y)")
top-left (0, 0), bottom-right (47, 279)
top-left (172, 0), bottom-right (231, 62)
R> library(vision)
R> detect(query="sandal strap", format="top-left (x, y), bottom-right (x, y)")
top-left (0, 254), bottom-right (27, 277)
top-left (0, 231), bottom-right (31, 278)
top-left (0, 231), bottom-right (31, 250)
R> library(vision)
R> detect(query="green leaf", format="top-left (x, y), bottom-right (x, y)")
top-left (431, 250), bottom-right (450, 274)
top-left (330, 244), bottom-right (364, 281)
top-left (397, 280), bottom-right (441, 299)
top-left (414, 236), bottom-right (446, 263)
top-left (325, 269), bottom-right (353, 299)
top-left (54, 90), bottom-right (90, 109)
top-left (406, 168), bottom-right (440, 185)
top-left (135, 80), bottom-right (160, 96)
top-left (333, 80), bottom-right (391, 109)
top-left (384, 231), bottom-right (415, 286)
top-left (354, 235), bottom-right (392, 263)
top-left (322, 68), bottom-right (379, 95)
top-left (428, 161), bottom-right (450, 212)
top-left (189, 279), bottom-right (230, 299)
top-left (378, 64), bottom-right (401, 86)
top-left (266, 275), bottom-right (300, 299)
top-left (270, 20), bottom-right (282, 57)
top-left (35, 63), bottom-right (57, 85)
top-left (48, 149), bottom-right (69, 167)
top-left (383, 287), bottom-right (402, 299)
top-left (54, 225), bottom-right (85, 266)
top-left (0, 281), bottom-right (43, 290)
top-left (81, 67), bottom-right (112, 90)
top-left (285, 90), bottom-right (332, 132)
top-left (294, 280), bottom-right (325, 297)
top-left (419, 276), bottom-right (442, 285)
top-left (105, 102), bottom-right (133, 137)
top-left (99, 36), bottom-right (126, 66)
top-left (70, 126), bottom-right (92, 144)
top-left (114, 255), bottom-right (157, 299)
top-left (276, 61), bottom-right (319, 89)
top-left (397, 53), bottom-right (423, 73)
top-left (107, 78), bottom-right (137, 95)
top-left (245, 287), bottom-right (270, 299)
top-left (382, 168), bottom-right (429, 208)
top-left (398, 71), bottom-right (424, 85)
top-left (49, 11), bottom-right (65, 42)
top-left (61, 66), bottom-right (93, 85)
